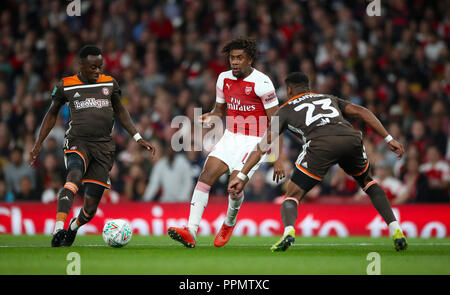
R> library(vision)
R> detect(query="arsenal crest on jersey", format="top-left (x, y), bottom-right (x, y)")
top-left (245, 86), bottom-right (252, 95)
top-left (102, 87), bottom-right (110, 95)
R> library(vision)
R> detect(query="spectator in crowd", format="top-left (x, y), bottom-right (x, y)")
top-left (329, 167), bottom-right (359, 196)
top-left (3, 146), bottom-right (36, 200)
top-left (0, 0), bottom-right (448, 203)
top-left (245, 170), bottom-right (273, 202)
top-left (14, 176), bottom-right (40, 201)
top-left (37, 153), bottom-right (64, 193)
top-left (41, 174), bottom-right (63, 204)
top-left (400, 156), bottom-right (430, 203)
top-left (427, 99), bottom-right (448, 157)
top-left (354, 160), bottom-right (408, 204)
top-left (408, 120), bottom-right (428, 161)
top-left (123, 163), bottom-right (149, 201)
top-left (419, 145), bottom-right (450, 202)
top-left (0, 179), bottom-right (13, 202)
top-left (142, 143), bottom-right (193, 202)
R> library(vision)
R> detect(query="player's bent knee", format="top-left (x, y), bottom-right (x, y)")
top-left (285, 181), bottom-right (307, 202)
top-left (66, 153), bottom-right (85, 175)
top-left (84, 183), bottom-right (105, 200)
top-left (354, 173), bottom-right (374, 190)
top-left (198, 168), bottom-right (225, 186)
top-left (283, 196), bottom-right (300, 206)
top-left (83, 206), bottom-right (97, 217)
top-left (66, 169), bottom-right (83, 185)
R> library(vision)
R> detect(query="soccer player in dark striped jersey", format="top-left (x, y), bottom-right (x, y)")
top-left (30, 45), bottom-right (155, 247)
top-left (229, 72), bottom-right (408, 252)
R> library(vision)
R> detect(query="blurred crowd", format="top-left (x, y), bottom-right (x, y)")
top-left (0, 0), bottom-right (448, 204)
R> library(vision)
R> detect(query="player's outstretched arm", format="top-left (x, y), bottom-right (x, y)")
top-left (228, 128), bottom-right (279, 195)
top-left (111, 92), bottom-right (155, 157)
top-left (265, 106), bottom-right (286, 183)
top-left (343, 103), bottom-right (405, 159)
top-left (30, 100), bottom-right (63, 167)
top-left (199, 102), bottom-right (226, 127)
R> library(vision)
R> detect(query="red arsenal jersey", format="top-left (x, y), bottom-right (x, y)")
top-left (216, 69), bottom-right (278, 137)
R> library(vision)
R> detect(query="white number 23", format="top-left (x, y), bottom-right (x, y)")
top-left (294, 98), bottom-right (339, 126)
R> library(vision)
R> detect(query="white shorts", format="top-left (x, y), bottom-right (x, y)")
top-left (208, 130), bottom-right (267, 179)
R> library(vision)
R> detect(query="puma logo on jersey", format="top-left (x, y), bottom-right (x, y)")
top-left (226, 83), bottom-right (231, 90)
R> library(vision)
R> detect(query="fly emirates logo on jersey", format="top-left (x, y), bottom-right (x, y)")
top-left (73, 98), bottom-right (110, 110)
top-left (227, 97), bottom-right (256, 112)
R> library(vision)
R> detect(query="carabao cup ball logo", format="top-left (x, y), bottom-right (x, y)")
top-left (102, 87), bottom-right (110, 95)
top-left (102, 219), bottom-right (133, 248)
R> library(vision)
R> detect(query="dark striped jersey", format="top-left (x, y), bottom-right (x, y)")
top-left (274, 92), bottom-right (362, 142)
top-left (52, 74), bottom-right (120, 144)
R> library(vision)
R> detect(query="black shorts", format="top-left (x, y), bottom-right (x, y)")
top-left (291, 135), bottom-right (369, 191)
top-left (63, 137), bottom-right (115, 189)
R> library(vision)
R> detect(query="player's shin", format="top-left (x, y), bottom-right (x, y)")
top-left (225, 191), bottom-right (244, 226)
top-left (281, 197), bottom-right (298, 233)
top-left (54, 183), bottom-right (78, 234)
top-left (71, 207), bottom-right (95, 231)
top-left (187, 181), bottom-right (211, 239)
top-left (364, 181), bottom-right (402, 236)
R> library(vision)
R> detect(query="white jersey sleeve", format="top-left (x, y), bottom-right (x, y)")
top-left (216, 72), bottom-right (226, 104)
top-left (253, 72), bottom-right (278, 109)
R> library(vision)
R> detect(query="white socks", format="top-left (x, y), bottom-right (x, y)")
top-left (70, 219), bottom-right (80, 231)
top-left (224, 192), bottom-right (244, 226)
top-left (388, 221), bottom-right (402, 237)
top-left (53, 221), bottom-right (64, 234)
top-left (284, 225), bottom-right (295, 235)
top-left (187, 182), bottom-right (211, 239)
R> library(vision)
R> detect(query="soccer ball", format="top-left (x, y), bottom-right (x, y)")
top-left (102, 219), bottom-right (132, 248)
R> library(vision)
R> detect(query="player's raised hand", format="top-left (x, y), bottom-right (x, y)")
top-left (29, 143), bottom-right (41, 167)
top-left (387, 139), bottom-right (405, 159)
top-left (199, 112), bottom-right (213, 127)
top-left (273, 159), bottom-right (286, 183)
top-left (228, 178), bottom-right (244, 195)
top-left (137, 139), bottom-right (156, 157)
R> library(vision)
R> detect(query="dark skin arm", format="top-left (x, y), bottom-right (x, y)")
top-left (30, 100), bottom-right (64, 166)
top-left (199, 102), bottom-right (227, 125)
top-left (265, 105), bottom-right (285, 183)
top-left (228, 127), bottom-right (279, 195)
top-left (202, 102), bottom-right (285, 182)
top-left (111, 93), bottom-right (155, 156)
top-left (343, 103), bottom-right (404, 159)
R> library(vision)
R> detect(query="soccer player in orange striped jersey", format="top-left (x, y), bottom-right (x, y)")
top-left (30, 45), bottom-right (155, 247)
top-left (229, 72), bottom-right (408, 252)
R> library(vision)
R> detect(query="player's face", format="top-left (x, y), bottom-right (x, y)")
top-left (229, 49), bottom-right (252, 78)
top-left (81, 55), bottom-right (103, 83)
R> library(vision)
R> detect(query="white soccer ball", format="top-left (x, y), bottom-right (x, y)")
top-left (102, 219), bottom-right (132, 248)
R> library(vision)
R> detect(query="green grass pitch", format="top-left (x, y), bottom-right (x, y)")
top-left (1, 235), bottom-right (449, 275)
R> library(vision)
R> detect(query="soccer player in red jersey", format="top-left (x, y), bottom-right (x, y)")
top-left (168, 38), bottom-right (285, 248)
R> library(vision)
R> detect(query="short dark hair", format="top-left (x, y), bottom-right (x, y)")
top-left (79, 45), bottom-right (102, 59)
top-left (11, 146), bottom-right (23, 154)
top-left (285, 72), bottom-right (310, 89)
top-left (222, 38), bottom-right (258, 62)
